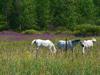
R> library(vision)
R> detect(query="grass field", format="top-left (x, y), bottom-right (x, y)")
top-left (0, 32), bottom-right (100, 75)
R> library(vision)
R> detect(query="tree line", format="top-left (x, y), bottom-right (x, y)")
top-left (0, 0), bottom-right (100, 32)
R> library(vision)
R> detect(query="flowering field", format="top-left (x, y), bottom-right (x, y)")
top-left (0, 31), bottom-right (100, 75)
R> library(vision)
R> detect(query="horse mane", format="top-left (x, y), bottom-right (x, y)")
top-left (72, 39), bottom-right (80, 43)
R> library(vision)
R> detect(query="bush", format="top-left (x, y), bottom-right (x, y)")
top-left (95, 19), bottom-right (100, 25)
top-left (54, 30), bottom-right (73, 35)
top-left (0, 22), bottom-right (8, 31)
top-left (22, 29), bottom-right (40, 34)
top-left (73, 24), bottom-right (100, 36)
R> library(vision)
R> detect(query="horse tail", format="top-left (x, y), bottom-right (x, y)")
top-left (31, 40), bottom-right (36, 45)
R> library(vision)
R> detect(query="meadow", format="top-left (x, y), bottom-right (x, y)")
top-left (0, 31), bottom-right (100, 75)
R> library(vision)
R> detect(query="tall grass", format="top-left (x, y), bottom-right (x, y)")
top-left (0, 37), bottom-right (100, 75)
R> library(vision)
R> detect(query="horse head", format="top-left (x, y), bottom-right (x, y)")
top-left (92, 38), bottom-right (96, 42)
top-left (31, 40), bottom-right (36, 45)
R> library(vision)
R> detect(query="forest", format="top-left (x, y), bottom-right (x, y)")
top-left (0, 0), bottom-right (100, 34)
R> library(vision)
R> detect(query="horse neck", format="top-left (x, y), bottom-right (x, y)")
top-left (72, 40), bottom-right (80, 46)
top-left (91, 40), bottom-right (96, 43)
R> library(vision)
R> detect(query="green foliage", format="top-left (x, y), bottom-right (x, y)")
top-left (0, 0), bottom-right (99, 32)
top-left (74, 24), bottom-right (100, 35)
top-left (0, 15), bottom-right (7, 31)
top-left (22, 29), bottom-right (40, 34)
top-left (77, 0), bottom-right (96, 24)
top-left (0, 24), bottom-right (7, 31)
top-left (18, 0), bottom-right (37, 31)
top-left (95, 18), bottom-right (100, 25)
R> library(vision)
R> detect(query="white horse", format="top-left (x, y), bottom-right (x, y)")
top-left (31, 39), bottom-right (57, 54)
top-left (80, 38), bottom-right (96, 54)
top-left (57, 39), bottom-right (80, 52)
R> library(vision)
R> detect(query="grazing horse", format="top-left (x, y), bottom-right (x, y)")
top-left (57, 39), bottom-right (80, 52)
top-left (31, 39), bottom-right (57, 54)
top-left (80, 38), bottom-right (96, 54)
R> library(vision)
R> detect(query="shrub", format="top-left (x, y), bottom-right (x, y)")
top-left (73, 24), bottom-right (100, 36)
top-left (95, 19), bottom-right (100, 25)
top-left (0, 22), bottom-right (8, 31)
top-left (22, 29), bottom-right (40, 34)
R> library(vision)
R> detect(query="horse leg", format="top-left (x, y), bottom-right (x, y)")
top-left (82, 47), bottom-right (85, 54)
top-left (59, 48), bottom-right (63, 56)
top-left (70, 48), bottom-right (74, 62)
top-left (71, 48), bottom-right (74, 53)
top-left (36, 47), bottom-right (39, 59)
top-left (49, 47), bottom-right (54, 56)
top-left (49, 47), bottom-right (53, 53)
top-left (86, 47), bottom-right (90, 55)
top-left (87, 46), bottom-right (92, 55)
top-left (61, 48), bottom-right (64, 54)
top-left (72, 48), bottom-right (74, 57)
top-left (53, 46), bottom-right (57, 53)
